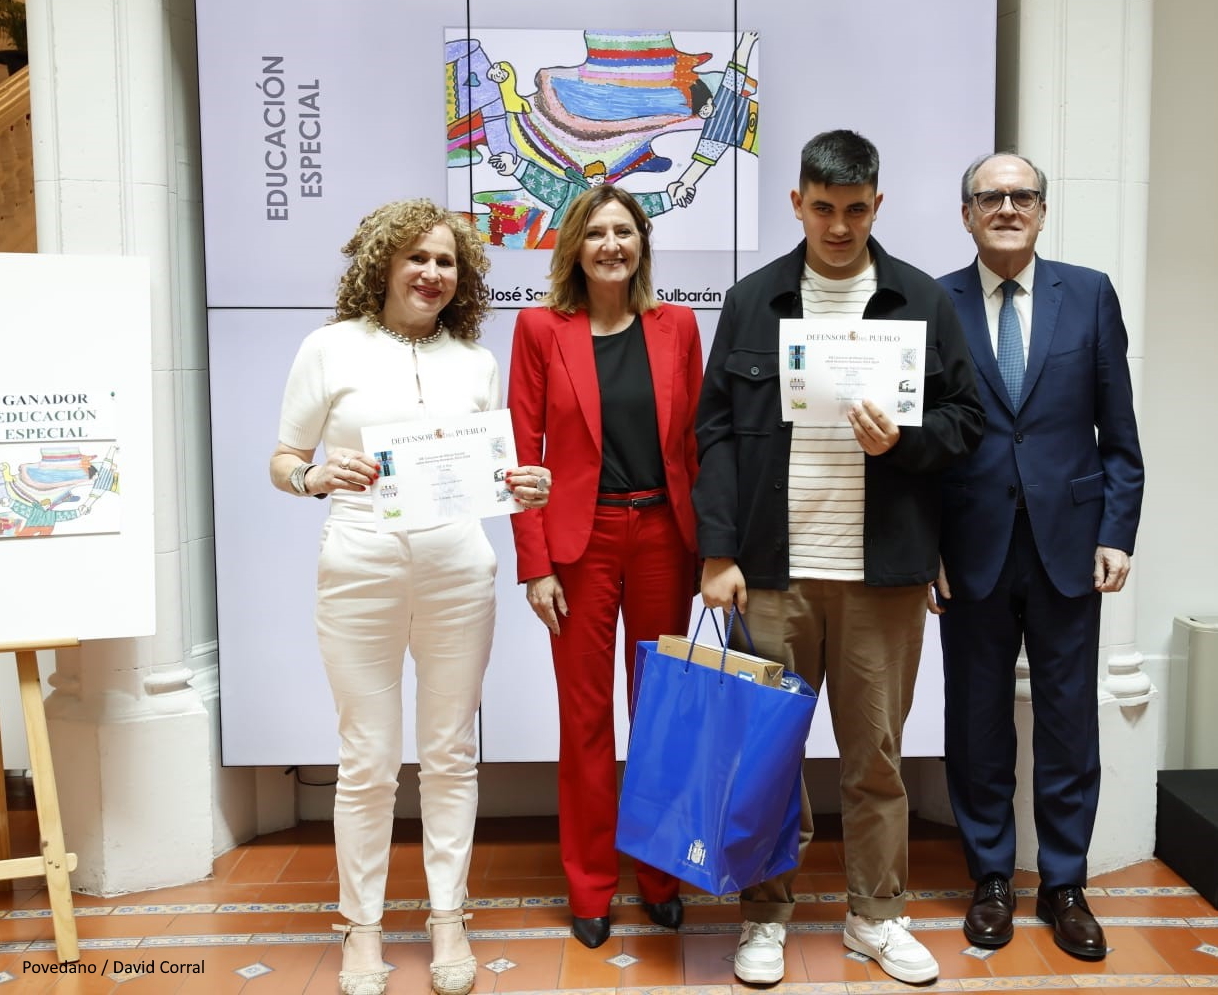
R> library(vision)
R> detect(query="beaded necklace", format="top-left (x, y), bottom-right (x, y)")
top-left (372, 318), bottom-right (444, 347)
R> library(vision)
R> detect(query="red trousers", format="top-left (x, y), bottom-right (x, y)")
top-left (550, 494), bottom-right (695, 917)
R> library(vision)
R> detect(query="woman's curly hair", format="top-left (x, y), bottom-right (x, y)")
top-left (332, 199), bottom-right (491, 340)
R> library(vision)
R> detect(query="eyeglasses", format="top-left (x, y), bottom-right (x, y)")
top-left (969, 189), bottom-right (1042, 214)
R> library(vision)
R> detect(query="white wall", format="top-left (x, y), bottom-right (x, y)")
top-left (0, 650), bottom-right (53, 768)
top-left (1139, 0), bottom-right (1218, 757)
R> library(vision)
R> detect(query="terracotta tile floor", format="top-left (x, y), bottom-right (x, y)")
top-left (2, 788), bottom-right (1217, 993)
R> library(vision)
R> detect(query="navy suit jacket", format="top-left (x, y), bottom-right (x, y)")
top-left (937, 257), bottom-right (1144, 600)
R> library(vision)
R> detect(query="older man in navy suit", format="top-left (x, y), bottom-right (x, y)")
top-left (931, 153), bottom-right (1144, 961)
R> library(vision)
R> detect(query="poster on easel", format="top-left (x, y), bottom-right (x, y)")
top-left (0, 254), bottom-right (155, 642)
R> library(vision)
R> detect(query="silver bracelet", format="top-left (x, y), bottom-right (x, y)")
top-left (289, 462), bottom-right (317, 495)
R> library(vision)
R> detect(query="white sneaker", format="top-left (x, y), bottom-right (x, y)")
top-left (843, 912), bottom-right (938, 984)
top-left (734, 920), bottom-right (787, 984)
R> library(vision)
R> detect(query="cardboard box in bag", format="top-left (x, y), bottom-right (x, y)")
top-left (655, 635), bottom-right (784, 687)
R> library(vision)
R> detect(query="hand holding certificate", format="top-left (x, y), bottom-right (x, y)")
top-left (778, 318), bottom-right (927, 426)
top-left (360, 409), bottom-right (549, 532)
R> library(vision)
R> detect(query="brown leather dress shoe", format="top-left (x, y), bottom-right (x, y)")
top-left (1036, 884), bottom-right (1107, 959)
top-left (964, 873), bottom-right (1015, 947)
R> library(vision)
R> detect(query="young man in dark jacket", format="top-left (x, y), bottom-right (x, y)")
top-left (695, 129), bottom-right (984, 986)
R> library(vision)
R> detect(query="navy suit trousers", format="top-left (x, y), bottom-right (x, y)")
top-left (939, 510), bottom-right (1102, 887)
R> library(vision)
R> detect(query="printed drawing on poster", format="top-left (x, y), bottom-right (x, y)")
top-left (444, 27), bottom-right (760, 251)
top-left (0, 389), bottom-right (122, 540)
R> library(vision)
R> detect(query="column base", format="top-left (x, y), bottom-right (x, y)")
top-left (45, 687), bottom-right (213, 896)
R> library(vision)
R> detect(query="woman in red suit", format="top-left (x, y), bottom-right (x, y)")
top-left (508, 184), bottom-right (702, 948)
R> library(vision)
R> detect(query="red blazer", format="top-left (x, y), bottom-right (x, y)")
top-left (508, 304), bottom-right (703, 582)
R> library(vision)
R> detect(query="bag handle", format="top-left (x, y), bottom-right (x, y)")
top-left (722, 604), bottom-right (757, 654)
top-left (686, 605), bottom-right (758, 679)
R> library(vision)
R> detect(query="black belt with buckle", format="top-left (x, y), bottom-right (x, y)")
top-left (596, 492), bottom-right (668, 509)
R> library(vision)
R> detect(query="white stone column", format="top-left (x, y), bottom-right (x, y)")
top-left (1009, 0), bottom-right (1157, 874)
top-left (26, 0), bottom-right (214, 893)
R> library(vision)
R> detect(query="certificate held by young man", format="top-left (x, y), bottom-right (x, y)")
top-left (778, 318), bottom-right (926, 426)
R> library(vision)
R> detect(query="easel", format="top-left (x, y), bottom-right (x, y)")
top-left (0, 639), bottom-right (80, 962)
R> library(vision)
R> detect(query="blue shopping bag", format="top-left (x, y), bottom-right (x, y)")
top-left (617, 608), bottom-right (817, 896)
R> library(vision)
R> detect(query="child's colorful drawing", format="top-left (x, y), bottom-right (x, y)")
top-left (445, 28), bottom-right (759, 250)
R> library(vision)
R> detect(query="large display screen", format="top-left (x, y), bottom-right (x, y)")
top-left (198, 0), bottom-right (996, 764)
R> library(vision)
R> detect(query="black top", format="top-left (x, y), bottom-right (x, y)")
top-left (593, 315), bottom-right (665, 492)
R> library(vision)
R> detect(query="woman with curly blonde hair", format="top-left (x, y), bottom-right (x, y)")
top-left (333, 199), bottom-right (491, 339)
top-left (269, 199), bottom-right (550, 995)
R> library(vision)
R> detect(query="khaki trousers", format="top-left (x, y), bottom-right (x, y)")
top-left (734, 579), bottom-right (926, 923)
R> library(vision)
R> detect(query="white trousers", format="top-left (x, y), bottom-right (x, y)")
top-left (315, 512), bottom-right (496, 924)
